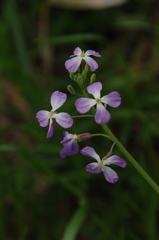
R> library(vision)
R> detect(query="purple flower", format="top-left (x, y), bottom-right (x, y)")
top-left (60, 131), bottom-right (91, 158)
top-left (75, 82), bottom-right (121, 124)
top-left (80, 146), bottom-right (127, 183)
top-left (36, 91), bottom-right (73, 138)
top-left (65, 47), bottom-right (101, 73)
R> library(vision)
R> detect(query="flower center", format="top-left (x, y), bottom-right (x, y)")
top-left (72, 134), bottom-right (78, 140)
top-left (48, 110), bottom-right (54, 118)
top-left (98, 160), bottom-right (104, 167)
top-left (80, 51), bottom-right (85, 57)
top-left (96, 98), bottom-right (101, 104)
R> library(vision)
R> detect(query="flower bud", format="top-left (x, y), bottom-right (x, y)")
top-left (69, 72), bottom-right (75, 80)
top-left (78, 133), bottom-right (91, 141)
top-left (67, 85), bottom-right (76, 95)
top-left (90, 73), bottom-right (96, 84)
top-left (77, 76), bottom-right (84, 85)
top-left (84, 64), bottom-right (90, 73)
top-left (105, 152), bottom-right (113, 158)
top-left (81, 70), bottom-right (87, 79)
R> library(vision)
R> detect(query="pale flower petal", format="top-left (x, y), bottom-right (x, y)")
top-left (85, 50), bottom-right (101, 57)
top-left (101, 91), bottom-right (121, 108)
top-left (87, 82), bottom-right (102, 98)
top-left (80, 146), bottom-right (100, 162)
top-left (85, 163), bottom-right (102, 174)
top-left (50, 91), bottom-right (67, 111)
top-left (104, 156), bottom-right (127, 168)
top-left (73, 47), bottom-right (81, 56)
top-left (65, 56), bottom-right (82, 73)
top-left (46, 118), bottom-right (54, 138)
top-left (95, 103), bottom-right (111, 124)
top-left (54, 112), bottom-right (73, 128)
top-left (84, 56), bottom-right (98, 72)
top-left (60, 140), bottom-right (78, 158)
top-left (36, 110), bottom-right (49, 127)
top-left (102, 166), bottom-right (119, 183)
top-left (75, 97), bottom-right (96, 113)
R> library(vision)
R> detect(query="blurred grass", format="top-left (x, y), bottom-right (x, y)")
top-left (0, 0), bottom-right (159, 239)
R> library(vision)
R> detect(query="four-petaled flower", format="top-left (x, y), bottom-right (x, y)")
top-left (60, 131), bottom-right (91, 158)
top-left (36, 91), bottom-right (73, 138)
top-left (75, 82), bottom-right (121, 124)
top-left (65, 47), bottom-right (101, 73)
top-left (80, 146), bottom-right (127, 183)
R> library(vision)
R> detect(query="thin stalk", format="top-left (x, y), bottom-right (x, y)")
top-left (90, 133), bottom-right (112, 141)
top-left (72, 115), bottom-right (94, 119)
top-left (101, 124), bottom-right (159, 194)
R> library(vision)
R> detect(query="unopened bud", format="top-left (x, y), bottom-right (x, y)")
top-left (69, 72), bottom-right (75, 80)
top-left (67, 85), bottom-right (76, 95)
top-left (81, 70), bottom-right (87, 79)
top-left (102, 152), bottom-right (112, 161)
top-left (78, 133), bottom-right (91, 141)
top-left (105, 152), bottom-right (113, 158)
top-left (77, 76), bottom-right (84, 85)
top-left (90, 73), bottom-right (96, 84)
top-left (84, 64), bottom-right (90, 73)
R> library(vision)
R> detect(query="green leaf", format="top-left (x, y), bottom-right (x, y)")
top-left (62, 204), bottom-right (88, 240)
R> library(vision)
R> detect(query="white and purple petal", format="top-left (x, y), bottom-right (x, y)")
top-left (85, 162), bottom-right (102, 174)
top-left (85, 50), bottom-right (101, 57)
top-left (54, 112), bottom-right (73, 128)
top-left (60, 140), bottom-right (78, 158)
top-left (102, 166), bottom-right (119, 183)
top-left (84, 56), bottom-right (98, 72)
top-left (60, 131), bottom-right (74, 144)
top-left (80, 146), bottom-right (100, 162)
top-left (95, 103), bottom-right (111, 124)
top-left (36, 110), bottom-right (49, 127)
top-left (65, 56), bottom-right (82, 73)
top-left (104, 156), bottom-right (127, 168)
top-left (101, 91), bottom-right (121, 108)
top-left (75, 97), bottom-right (96, 113)
top-left (72, 47), bottom-right (81, 56)
top-left (50, 91), bottom-right (67, 111)
top-left (87, 82), bottom-right (102, 98)
top-left (46, 118), bottom-right (54, 138)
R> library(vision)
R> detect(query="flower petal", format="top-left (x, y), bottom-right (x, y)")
top-left (60, 131), bottom-right (73, 144)
top-left (50, 91), bottom-right (67, 111)
top-left (85, 50), bottom-right (101, 57)
top-left (102, 166), bottom-right (119, 183)
top-left (36, 110), bottom-right (49, 127)
top-left (80, 146), bottom-right (100, 162)
top-left (60, 140), bottom-right (78, 158)
top-left (95, 103), bottom-right (111, 124)
top-left (65, 56), bottom-right (82, 73)
top-left (85, 163), bottom-right (102, 174)
top-left (46, 119), bottom-right (54, 138)
top-left (87, 82), bottom-right (102, 98)
top-left (84, 56), bottom-right (98, 72)
top-left (75, 97), bottom-right (96, 113)
top-left (101, 91), bottom-right (121, 108)
top-left (54, 112), bottom-right (73, 128)
top-left (72, 47), bottom-right (81, 56)
top-left (104, 155), bottom-right (127, 168)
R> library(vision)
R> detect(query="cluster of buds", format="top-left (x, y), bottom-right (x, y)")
top-left (36, 47), bottom-right (127, 183)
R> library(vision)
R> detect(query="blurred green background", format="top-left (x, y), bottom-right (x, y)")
top-left (0, 0), bottom-right (159, 239)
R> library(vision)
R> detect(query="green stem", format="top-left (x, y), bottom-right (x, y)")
top-left (101, 124), bottom-right (159, 194)
top-left (90, 133), bottom-right (112, 141)
top-left (72, 115), bottom-right (94, 119)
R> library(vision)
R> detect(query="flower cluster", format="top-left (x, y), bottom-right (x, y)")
top-left (36, 47), bottom-right (127, 183)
